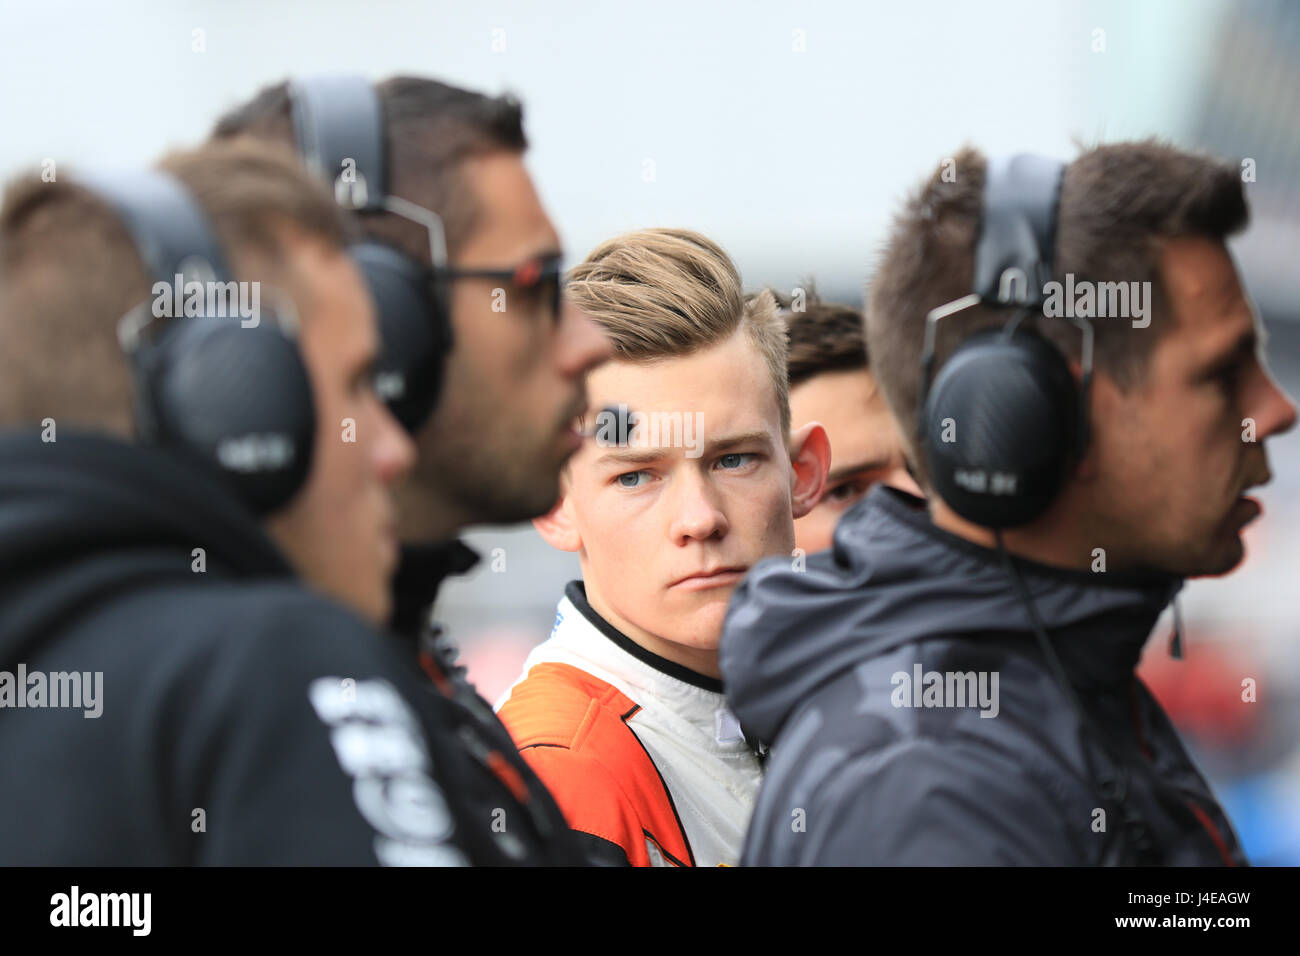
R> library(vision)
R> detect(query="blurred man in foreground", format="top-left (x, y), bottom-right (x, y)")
top-left (0, 141), bottom-right (579, 864)
top-left (214, 76), bottom-right (611, 631)
top-left (214, 76), bottom-right (612, 864)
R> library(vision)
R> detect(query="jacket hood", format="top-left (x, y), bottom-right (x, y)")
top-left (0, 428), bottom-right (290, 663)
top-left (719, 486), bottom-right (1182, 744)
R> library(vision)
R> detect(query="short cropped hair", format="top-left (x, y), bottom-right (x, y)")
top-left (0, 139), bottom-right (350, 433)
top-left (761, 284), bottom-right (868, 388)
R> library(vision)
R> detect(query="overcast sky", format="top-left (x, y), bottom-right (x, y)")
top-left (0, 0), bottom-right (1226, 299)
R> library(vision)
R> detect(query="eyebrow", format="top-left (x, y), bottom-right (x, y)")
top-left (594, 448), bottom-right (669, 468)
top-left (1208, 327), bottom-right (1258, 369)
top-left (514, 245), bottom-right (564, 266)
top-left (459, 245), bottom-right (564, 272)
top-left (704, 431), bottom-right (775, 455)
top-left (593, 430), bottom-right (774, 469)
top-left (827, 459), bottom-right (889, 483)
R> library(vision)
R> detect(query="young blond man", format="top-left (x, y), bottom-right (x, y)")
top-left (496, 228), bottom-right (829, 866)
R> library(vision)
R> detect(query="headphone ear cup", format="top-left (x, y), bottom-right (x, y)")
top-left (922, 327), bottom-right (1080, 528)
top-left (351, 241), bottom-right (450, 434)
top-left (148, 317), bottom-right (316, 515)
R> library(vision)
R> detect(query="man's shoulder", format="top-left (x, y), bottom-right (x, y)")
top-left (72, 575), bottom-right (398, 694)
top-left (498, 661), bottom-right (637, 751)
top-left (749, 647), bottom-right (1090, 864)
top-left (751, 726), bottom-right (1081, 865)
top-left (498, 661), bottom-right (692, 866)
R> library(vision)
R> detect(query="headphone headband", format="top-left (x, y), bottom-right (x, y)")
top-left (287, 73), bottom-right (452, 435)
top-left (972, 153), bottom-right (1065, 307)
top-left (77, 169), bottom-right (231, 286)
top-left (290, 75), bottom-right (387, 211)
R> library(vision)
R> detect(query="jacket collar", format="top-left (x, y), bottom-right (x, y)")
top-left (854, 487), bottom-right (1184, 687)
top-left (389, 539), bottom-right (480, 639)
top-left (565, 580), bottom-right (724, 694)
top-left (720, 485), bottom-right (1184, 745)
top-left (514, 581), bottom-right (754, 753)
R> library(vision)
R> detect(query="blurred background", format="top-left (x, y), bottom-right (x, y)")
top-left (2, 0), bottom-right (1297, 862)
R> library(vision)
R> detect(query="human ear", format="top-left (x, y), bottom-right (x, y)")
top-left (532, 490), bottom-right (583, 552)
top-left (788, 422), bottom-right (831, 519)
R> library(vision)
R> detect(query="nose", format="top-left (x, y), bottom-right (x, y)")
top-left (884, 462), bottom-right (923, 498)
top-left (667, 467), bottom-right (730, 545)
top-left (555, 299), bottom-right (612, 378)
top-left (1251, 365), bottom-right (1298, 443)
top-left (372, 399), bottom-right (417, 486)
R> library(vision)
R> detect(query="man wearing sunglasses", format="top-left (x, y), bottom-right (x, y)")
top-left (214, 76), bottom-right (611, 865)
top-left (215, 74), bottom-right (608, 571)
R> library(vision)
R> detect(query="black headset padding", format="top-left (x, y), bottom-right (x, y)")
top-left (351, 240), bottom-right (447, 433)
top-left (973, 154), bottom-right (1064, 306)
top-left (81, 169), bottom-right (316, 515)
top-left (290, 75), bottom-right (452, 434)
top-left (290, 75), bottom-right (387, 210)
top-left (145, 317), bottom-right (317, 515)
top-left (920, 153), bottom-right (1087, 528)
top-left (923, 326), bottom-right (1080, 528)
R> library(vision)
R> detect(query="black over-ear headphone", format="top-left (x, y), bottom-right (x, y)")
top-left (83, 169), bottom-right (317, 515)
top-left (289, 75), bottom-right (452, 434)
top-left (917, 153), bottom-right (1093, 529)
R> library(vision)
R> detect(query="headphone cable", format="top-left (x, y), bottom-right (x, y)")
top-left (993, 530), bottom-right (1157, 863)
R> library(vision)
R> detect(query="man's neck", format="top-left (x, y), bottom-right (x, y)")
top-left (394, 481), bottom-right (467, 545)
top-left (928, 494), bottom-right (1100, 572)
top-left (581, 584), bottom-right (722, 680)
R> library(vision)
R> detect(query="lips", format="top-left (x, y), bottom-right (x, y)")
top-left (669, 566), bottom-right (749, 591)
top-left (1233, 494), bottom-right (1262, 529)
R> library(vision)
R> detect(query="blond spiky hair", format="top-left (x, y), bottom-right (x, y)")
top-left (565, 227), bottom-right (789, 434)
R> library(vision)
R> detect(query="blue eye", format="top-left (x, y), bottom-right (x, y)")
top-left (718, 453), bottom-right (756, 470)
top-left (617, 471), bottom-right (650, 488)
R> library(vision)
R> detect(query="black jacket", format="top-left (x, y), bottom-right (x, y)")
top-left (720, 486), bottom-right (1247, 866)
top-left (0, 429), bottom-right (582, 865)
top-left (389, 539), bottom-right (595, 864)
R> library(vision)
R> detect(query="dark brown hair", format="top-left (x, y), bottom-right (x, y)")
top-left (0, 139), bottom-right (350, 433)
top-left (761, 284), bottom-right (868, 387)
top-left (866, 140), bottom-right (1248, 488)
top-left (212, 76), bottom-right (527, 264)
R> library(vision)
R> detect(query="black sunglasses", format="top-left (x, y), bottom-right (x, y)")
top-left (432, 254), bottom-right (565, 321)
